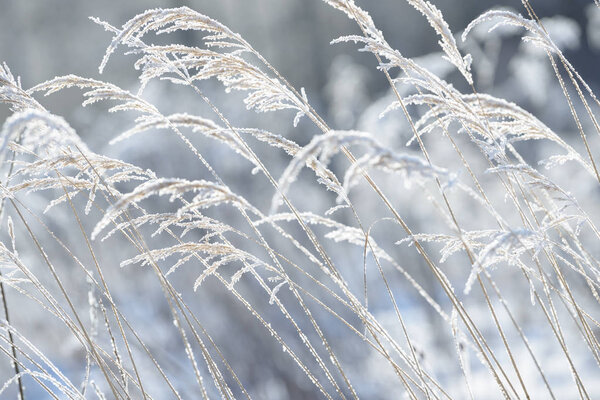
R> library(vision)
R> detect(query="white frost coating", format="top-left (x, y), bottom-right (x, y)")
top-left (406, 0), bottom-right (473, 84)
top-left (269, 281), bottom-right (288, 305)
top-left (0, 109), bottom-right (87, 163)
top-left (464, 229), bottom-right (547, 295)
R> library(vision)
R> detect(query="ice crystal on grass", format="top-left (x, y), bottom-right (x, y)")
top-left (406, 0), bottom-right (473, 84)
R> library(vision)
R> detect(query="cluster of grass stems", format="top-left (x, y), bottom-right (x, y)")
top-left (1, 0), bottom-right (600, 398)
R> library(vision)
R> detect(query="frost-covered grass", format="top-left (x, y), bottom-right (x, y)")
top-left (1, 1), bottom-right (600, 399)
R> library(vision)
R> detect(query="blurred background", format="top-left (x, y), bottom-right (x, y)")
top-left (2, 0), bottom-right (599, 132)
top-left (2, 1), bottom-right (600, 399)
